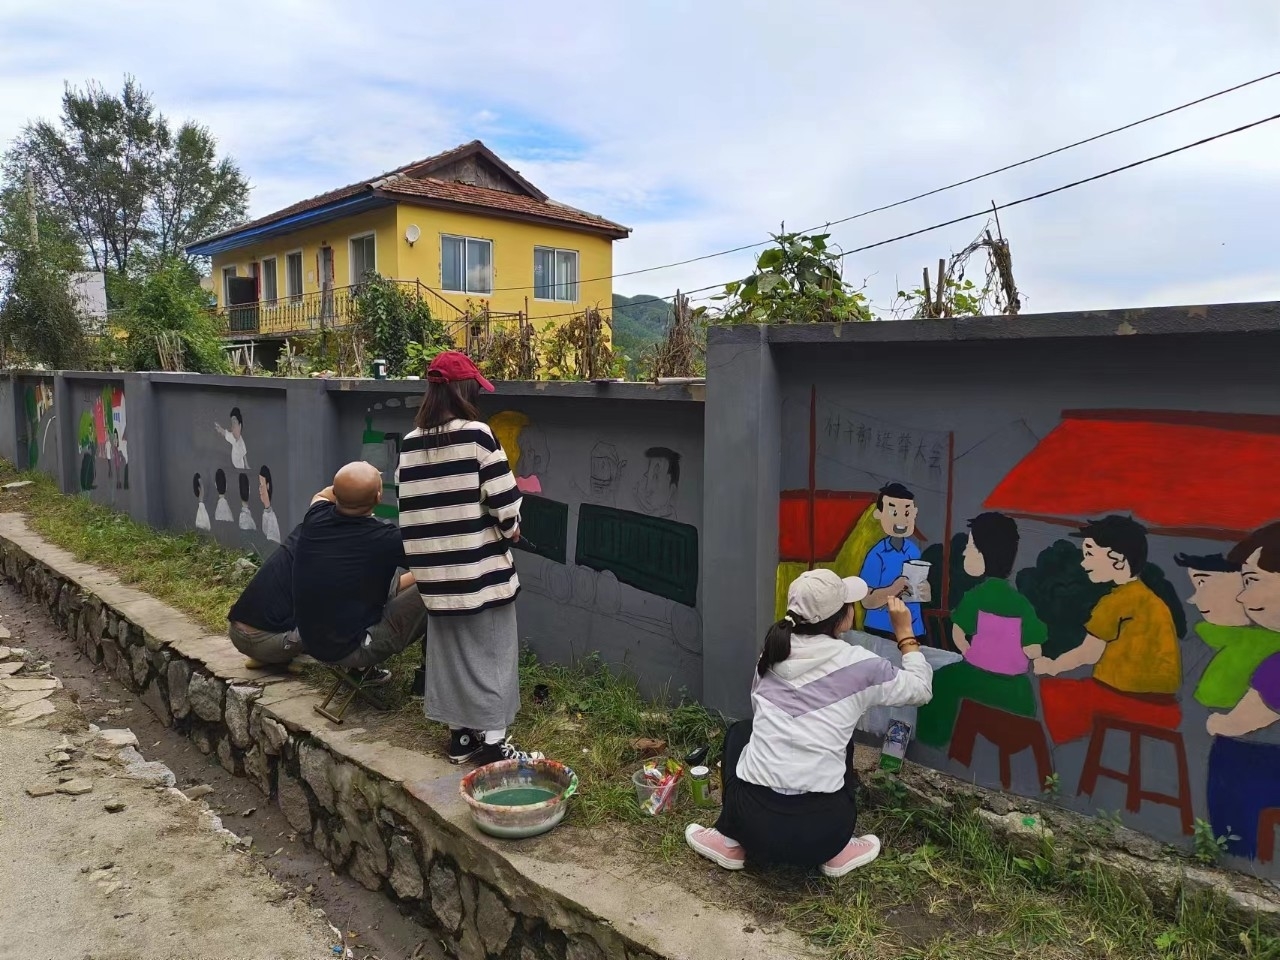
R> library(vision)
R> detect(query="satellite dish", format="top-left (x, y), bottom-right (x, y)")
top-left (405, 224), bottom-right (421, 246)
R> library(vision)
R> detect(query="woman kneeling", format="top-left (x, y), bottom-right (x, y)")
top-left (687, 570), bottom-right (932, 877)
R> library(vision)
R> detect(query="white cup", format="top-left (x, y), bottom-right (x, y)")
top-left (901, 559), bottom-right (931, 602)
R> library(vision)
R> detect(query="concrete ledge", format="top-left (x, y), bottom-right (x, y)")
top-left (0, 513), bottom-right (817, 960)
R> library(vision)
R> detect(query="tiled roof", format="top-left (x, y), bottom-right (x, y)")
top-left (377, 175), bottom-right (629, 237)
top-left (189, 140), bottom-right (628, 248)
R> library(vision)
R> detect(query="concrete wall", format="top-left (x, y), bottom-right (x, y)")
top-left (9, 299), bottom-right (1280, 874)
top-left (0, 370), bottom-right (705, 699)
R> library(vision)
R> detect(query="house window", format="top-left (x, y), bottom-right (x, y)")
top-left (260, 257), bottom-right (278, 304)
top-left (286, 251), bottom-right (303, 302)
top-left (350, 234), bottom-right (376, 284)
top-left (441, 235), bottom-right (492, 295)
top-left (221, 265), bottom-right (237, 305)
top-left (534, 247), bottom-right (579, 302)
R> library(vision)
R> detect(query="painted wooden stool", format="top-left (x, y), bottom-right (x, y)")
top-left (1077, 716), bottom-right (1193, 835)
top-left (948, 699), bottom-right (1054, 791)
top-left (1258, 808), bottom-right (1280, 865)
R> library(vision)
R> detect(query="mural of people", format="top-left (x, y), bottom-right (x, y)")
top-left (860, 482), bottom-right (929, 638)
top-left (259, 465), bottom-right (280, 543)
top-left (215, 408), bottom-right (248, 469)
top-left (193, 473), bottom-right (211, 531)
top-left (515, 425), bottom-right (549, 494)
top-left (77, 411), bottom-right (96, 491)
top-left (586, 441), bottom-right (625, 504)
top-left (111, 388), bottom-right (128, 490)
top-left (635, 446), bottom-right (680, 519)
top-left (23, 383), bottom-right (53, 469)
top-left (214, 469), bottom-right (233, 523)
top-left (1205, 522), bottom-right (1280, 861)
top-left (917, 512), bottom-right (1047, 747)
top-left (237, 472), bottom-right (257, 532)
top-left (1176, 551), bottom-right (1280, 710)
top-left (1033, 515), bottom-right (1182, 744)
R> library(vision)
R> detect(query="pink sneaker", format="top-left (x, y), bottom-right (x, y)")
top-left (820, 834), bottom-right (882, 877)
top-left (685, 824), bottom-right (746, 871)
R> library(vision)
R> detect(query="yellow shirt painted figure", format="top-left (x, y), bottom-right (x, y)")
top-left (1087, 579), bottom-right (1181, 695)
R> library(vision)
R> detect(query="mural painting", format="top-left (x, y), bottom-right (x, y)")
top-left (634, 447), bottom-right (680, 519)
top-left (1203, 522), bottom-right (1280, 862)
top-left (259, 465), bottom-right (281, 543)
top-left (22, 381), bottom-right (54, 470)
top-left (76, 384), bottom-right (127, 501)
top-left (786, 398), bottom-right (1280, 859)
top-left (214, 408), bottom-right (248, 469)
top-left (214, 469), bottom-right (233, 523)
top-left (237, 472), bottom-right (257, 532)
top-left (193, 473), bottom-right (211, 531)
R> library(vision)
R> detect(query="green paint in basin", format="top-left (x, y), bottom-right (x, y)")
top-left (481, 786), bottom-right (557, 807)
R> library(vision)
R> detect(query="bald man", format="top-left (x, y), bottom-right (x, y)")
top-left (291, 462), bottom-right (427, 684)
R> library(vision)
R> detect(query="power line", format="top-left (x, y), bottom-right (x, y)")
top-left (526, 109), bottom-right (1280, 323)
top-left (488, 68), bottom-right (1280, 295)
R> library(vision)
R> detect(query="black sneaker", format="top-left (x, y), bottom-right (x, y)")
top-left (346, 666), bottom-right (392, 687)
top-left (448, 729), bottom-right (483, 764)
top-left (470, 739), bottom-right (543, 767)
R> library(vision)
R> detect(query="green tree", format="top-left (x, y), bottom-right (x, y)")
top-left (351, 274), bottom-right (452, 377)
top-left (715, 231), bottom-right (873, 325)
top-left (0, 183), bottom-right (87, 367)
top-left (117, 260), bottom-right (228, 373)
top-left (3, 76), bottom-right (248, 278)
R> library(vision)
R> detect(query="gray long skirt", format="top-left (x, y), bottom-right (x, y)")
top-left (423, 602), bottom-right (521, 732)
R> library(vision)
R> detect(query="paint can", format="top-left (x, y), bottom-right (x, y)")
top-left (372, 358), bottom-right (388, 380)
top-left (688, 765), bottom-right (714, 808)
top-left (879, 718), bottom-right (912, 772)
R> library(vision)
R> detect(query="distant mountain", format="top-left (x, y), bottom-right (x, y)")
top-left (611, 293), bottom-right (672, 376)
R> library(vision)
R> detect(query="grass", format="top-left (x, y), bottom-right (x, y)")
top-left (2, 461), bottom-right (1278, 960)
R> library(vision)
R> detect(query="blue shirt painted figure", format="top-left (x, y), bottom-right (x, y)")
top-left (860, 537), bottom-right (925, 635)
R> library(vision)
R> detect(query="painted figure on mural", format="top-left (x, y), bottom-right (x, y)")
top-left (860, 483), bottom-right (930, 639)
top-left (237, 473), bottom-right (257, 532)
top-left (193, 473), bottom-right (211, 531)
top-left (214, 469), bottom-right (233, 523)
top-left (110, 388), bottom-right (128, 490)
top-left (635, 447), bottom-right (680, 519)
top-left (23, 383), bottom-right (53, 470)
top-left (917, 512), bottom-right (1047, 748)
top-left (515, 425), bottom-right (549, 495)
top-left (77, 411), bottom-right (96, 491)
top-left (1176, 551), bottom-right (1280, 710)
top-left (214, 408), bottom-right (248, 469)
top-left (1033, 515), bottom-right (1182, 744)
top-left (259, 465), bottom-right (281, 544)
top-left (1204, 522), bottom-right (1280, 861)
top-left (585, 441), bottom-right (625, 504)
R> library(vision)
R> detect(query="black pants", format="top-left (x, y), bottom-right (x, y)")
top-left (713, 719), bottom-right (859, 869)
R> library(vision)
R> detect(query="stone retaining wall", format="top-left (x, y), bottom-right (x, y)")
top-left (0, 531), bottom-right (691, 960)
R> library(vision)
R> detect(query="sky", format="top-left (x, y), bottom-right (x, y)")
top-left (2, 0), bottom-right (1279, 315)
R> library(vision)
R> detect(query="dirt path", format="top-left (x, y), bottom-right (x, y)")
top-left (0, 580), bottom-right (441, 960)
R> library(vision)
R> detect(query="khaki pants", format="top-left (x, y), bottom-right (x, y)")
top-left (228, 622), bottom-right (301, 665)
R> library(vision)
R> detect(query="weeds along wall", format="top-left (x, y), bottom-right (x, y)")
top-left (7, 299), bottom-right (1280, 876)
top-left (0, 372), bottom-right (707, 701)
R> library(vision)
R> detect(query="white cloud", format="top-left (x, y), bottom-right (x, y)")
top-left (2, 0), bottom-right (1279, 312)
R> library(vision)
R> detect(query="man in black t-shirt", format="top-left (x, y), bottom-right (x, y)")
top-left (292, 461), bottom-right (428, 683)
top-left (228, 522), bottom-right (304, 668)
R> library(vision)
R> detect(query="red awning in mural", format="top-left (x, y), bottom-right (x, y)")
top-left (984, 409), bottom-right (1280, 539)
top-left (778, 491), bottom-right (875, 562)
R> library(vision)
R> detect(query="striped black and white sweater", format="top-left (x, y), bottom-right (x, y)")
top-left (397, 418), bottom-right (523, 615)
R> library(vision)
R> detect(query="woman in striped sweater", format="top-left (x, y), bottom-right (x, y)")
top-left (398, 351), bottom-right (526, 767)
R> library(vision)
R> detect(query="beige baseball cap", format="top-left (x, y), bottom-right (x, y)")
top-left (786, 569), bottom-right (869, 625)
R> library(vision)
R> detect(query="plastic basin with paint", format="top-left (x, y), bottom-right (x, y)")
top-left (460, 758), bottom-right (578, 839)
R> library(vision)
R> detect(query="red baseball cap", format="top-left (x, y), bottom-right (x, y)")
top-left (426, 351), bottom-right (495, 392)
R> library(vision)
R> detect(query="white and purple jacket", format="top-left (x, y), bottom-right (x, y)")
top-left (737, 633), bottom-right (933, 794)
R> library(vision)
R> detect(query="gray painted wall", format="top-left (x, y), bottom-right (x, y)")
top-left (7, 300), bottom-right (1280, 873)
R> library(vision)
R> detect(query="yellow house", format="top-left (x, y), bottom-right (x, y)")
top-left (186, 140), bottom-right (630, 341)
